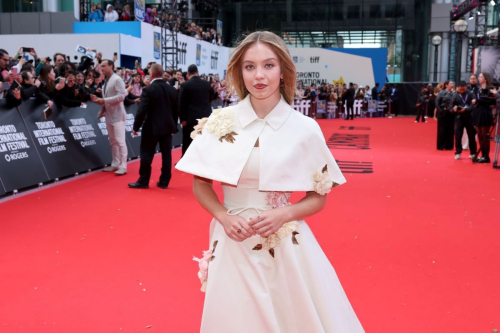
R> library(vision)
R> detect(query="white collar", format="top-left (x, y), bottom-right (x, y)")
top-left (235, 95), bottom-right (291, 131)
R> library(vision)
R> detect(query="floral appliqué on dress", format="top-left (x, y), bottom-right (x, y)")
top-left (193, 240), bottom-right (218, 292)
top-left (313, 164), bottom-right (340, 196)
top-left (190, 117), bottom-right (208, 139)
top-left (204, 108), bottom-right (238, 143)
top-left (252, 192), bottom-right (300, 258)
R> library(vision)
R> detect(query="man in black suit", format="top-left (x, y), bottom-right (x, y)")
top-left (371, 83), bottom-right (379, 101)
top-left (128, 64), bottom-right (178, 189)
top-left (179, 64), bottom-right (213, 156)
top-left (345, 82), bottom-right (355, 120)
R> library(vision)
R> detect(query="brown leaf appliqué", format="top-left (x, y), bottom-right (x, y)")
top-left (218, 131), bottom-right (238, 143)
top-left (269, 248), bottom-right (275, 258)
top-left (292, 231), bottom-right (300, 245)
top-left (252, 244), bottom-right (263, 251)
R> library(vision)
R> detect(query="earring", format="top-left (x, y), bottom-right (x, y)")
top-left (280, 78), bottom-right (284, 88)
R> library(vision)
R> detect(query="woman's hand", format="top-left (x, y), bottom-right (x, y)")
top-left (220, 215), bottom-right (256, 242)
top-left (248, 209), bottom-right (288, 238)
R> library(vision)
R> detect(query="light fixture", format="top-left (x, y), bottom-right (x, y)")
top-left (453, 18), bottom-right (468, 33)
top-left (469, 12), bottom-right (474, 20)
top-left (491, 0), bottom-right (496, 6)
top-left (477, 10), bottom-right (481, 15)
top-left (431, 35), bottom-right (443, 46)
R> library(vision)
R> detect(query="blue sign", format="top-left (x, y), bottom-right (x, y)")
top-left (135, 0), bottom-right (145, 22)
top-left (154, 32), bottom-right (161, 60)
top-left (216, 20), bottom-right (223, 36)
top-left (196, 44), bottom-right (201, 66)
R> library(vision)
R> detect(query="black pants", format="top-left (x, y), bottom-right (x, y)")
top-left (346, 100), bottom-right (354, 119)
top-left (182, 123), bottom-right (195, 156)
top-left (415, 105), bottom-right (426, 122)
top-left (137, 134), bottom-right (172, 186)
top-left (391, 100), bottom-right (399, 116)
top-left (437, 112), bottom-right (455, 150)
top-left (455, 116), bottom-right (477, 155)
top-left (476, 126), bottom-right (492, 159)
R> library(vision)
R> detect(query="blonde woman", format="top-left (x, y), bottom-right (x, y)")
top-left (176, 31), bottom-right (365, 332)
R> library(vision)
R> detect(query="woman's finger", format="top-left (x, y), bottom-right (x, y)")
top-left (256, 224), bottom-right (273, 236)
top-left (240, 220), bottom-right (257, 236)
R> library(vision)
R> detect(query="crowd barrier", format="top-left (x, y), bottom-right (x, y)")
top-left (0, 99), bottom-right (182, 195)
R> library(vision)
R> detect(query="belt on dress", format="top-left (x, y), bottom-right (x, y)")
top-left (226, 206), bottom-right (268, 217)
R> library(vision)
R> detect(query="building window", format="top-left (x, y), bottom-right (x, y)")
top-left (347, 5), bottom-right (360, 19)
top-left (369, 5), bottom-right (382, 19)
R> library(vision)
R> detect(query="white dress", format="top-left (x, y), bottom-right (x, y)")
top-left (200, 147), bottom-right (365, 333)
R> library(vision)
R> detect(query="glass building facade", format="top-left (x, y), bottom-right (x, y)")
top-left (218, 0), bottom-right (433, 82)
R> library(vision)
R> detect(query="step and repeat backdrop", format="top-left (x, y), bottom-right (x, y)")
top-left (0, 99), bottom-right (182, 195)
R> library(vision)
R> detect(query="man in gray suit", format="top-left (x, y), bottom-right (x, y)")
top-left (91, 60), bottom-right (128, 175)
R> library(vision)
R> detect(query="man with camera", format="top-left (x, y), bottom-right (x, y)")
top-left (91, 60), bottom-right (128, 175)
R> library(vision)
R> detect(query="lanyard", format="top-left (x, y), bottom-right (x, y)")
top-left (460, 93), bottom-right (468, 105)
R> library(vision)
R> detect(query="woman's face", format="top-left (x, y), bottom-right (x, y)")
top-left (479, 73), bottom-right (486, 85)
top-left (134, 75), bottom-right (141, 83)
top-left (97, 3), bottom-right (101, 9)
top-left (49, 69), bottom-right (56, 81)
top-left (67, 75), bottom-right (75, 88)
top-left (76, 73), bottom-right (84, 84)
top-left (241, 42), bottom-right (281, 101)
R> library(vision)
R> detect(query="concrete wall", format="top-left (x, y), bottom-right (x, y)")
top-left (0, 12), bottom-right (75, 35)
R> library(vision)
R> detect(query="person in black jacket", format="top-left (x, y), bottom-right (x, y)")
top-left (415, 86), bottom-right (427, 123)
top-left (56, 73), bottom-right (85, 108)
top-left (449, 81), bottom-right (476, 160)
top-left (436, 80), bottom-right (455, 150)
top-left (19, 71), bottom-right (52, 107)
top-left (472, 72), bottom-right (496, 163)
top-left (129, 64), bottom-right (179, 189)
top-left (179, 64), bottom-right (214, 155)
top-left (371, 83), bottom-right (379, 101)
top-left (344, 82), bottom-right (355, 120)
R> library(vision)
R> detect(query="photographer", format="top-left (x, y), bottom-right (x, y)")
top-left (449, 81), bottom-right (476, 160)
top-left (436, 80), bottom-right (455, 150)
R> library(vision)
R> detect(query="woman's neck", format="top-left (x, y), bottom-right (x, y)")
top-left (249, 91), bottom-right (281, 119)
top-left (481, 83), bottom-right (487, 88)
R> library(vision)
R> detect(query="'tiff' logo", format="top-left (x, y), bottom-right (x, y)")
top-left (196, 44), bottom-right (201, 66)
top-left (310, 56), bottom-right (320, 63)
top-left (154, 32), bottom-right (161, 60)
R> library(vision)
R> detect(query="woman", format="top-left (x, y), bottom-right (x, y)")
top-left (57, 73), bottom-right (86, 108)
top-left (176, 31), bottom-right (365, 333)
top-left (433, 82), bottom-right (444, 120)
top-left (436, 80), bottom-right (455, 150)
top-left (38, 64), bottom-right (63, 101)
top-left (104, 4), bottom-right (119, 22)
top-left (473, 72), bottom-right (495, 163)
top-left (119, 4), bottom-right (131, 21)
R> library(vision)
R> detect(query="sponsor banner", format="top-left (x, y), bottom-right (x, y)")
top-left (217, 20), bottom-right (223, 36)
top-left (0, 99), bottom-right (49, 192)
top-left (154, 31), bottom-right (161, 60)
top-left (0, 178), bottom-right (6, 196)
top-left (289, 48), bottom-right (376, 88)
top-left (196, 44), bottom-right (202, 67)
top-left (135, 0), bottom-right (146, 22)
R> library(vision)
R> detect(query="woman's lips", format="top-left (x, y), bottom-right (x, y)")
top-left (254, 84), bottom-right (267, 89)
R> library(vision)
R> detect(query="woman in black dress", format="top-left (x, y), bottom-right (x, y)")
top-left (472, 72), bottom-right (495, 163)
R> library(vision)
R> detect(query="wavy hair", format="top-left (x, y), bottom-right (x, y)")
top-left (226, 31), bottom-right (296, 105)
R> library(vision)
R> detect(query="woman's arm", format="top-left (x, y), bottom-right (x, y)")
top-left (249, 191), bottom-right (327, 237)
top-left (193, 176), bottom-right (256, 242)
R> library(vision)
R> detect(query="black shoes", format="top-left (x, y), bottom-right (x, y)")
top-left (476, 157), bottom-right (491, 163)
top-left (128, 182), bottom-right (149, 189)
top-left (156, 182), bottom-right (168, 189)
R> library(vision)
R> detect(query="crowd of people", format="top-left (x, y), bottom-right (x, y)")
top-left (0, 46), bottom-right (233, 111)
top-left (431, 73), bottom-right (497, 164)
top-left (87, 2), bottom-right (224, 46)
top-left (295, 81), bottom-right (400, 119)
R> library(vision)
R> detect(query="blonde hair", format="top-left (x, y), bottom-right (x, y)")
top-left (226, 31), bottom-right (296, 105)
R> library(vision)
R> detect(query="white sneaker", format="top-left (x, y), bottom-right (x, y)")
top-left (469, 154), bottom-right (476, 160)
top-left (454, 154), bottom-right (461, 160)
top-left (115, 168), bottom-right (127, 175)
top-left (414, 120), bottom-right (418, 123)
top-left (103, 166), bottom-right (118, 172)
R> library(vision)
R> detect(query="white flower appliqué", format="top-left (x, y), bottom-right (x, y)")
top-left (190, 117), bottom-right (208, 139)
top-left (313, 164), bottom-right (340, 196)
top-left (204, 108), bottom-right (238, 143)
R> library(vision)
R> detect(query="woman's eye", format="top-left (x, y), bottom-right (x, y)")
top-left (245, 65), bottom-right (254, 70)
top-left (265, 64), bottom-right (274, 68)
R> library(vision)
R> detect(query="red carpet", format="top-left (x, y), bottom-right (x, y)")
top-left (1, 117), bottom-right (499, 333)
